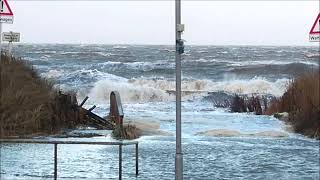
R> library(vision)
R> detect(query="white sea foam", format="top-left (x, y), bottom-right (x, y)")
top-left (60, 51), bottom-right (77, 55)
top-left (123, 61), bottom-right (174, 71)
top-left (95, 52), bottom-right (114, 57)
top-left (40, 55), bottom-right (51, 60)
top-left (87, 76), bottom-right (289, 105)
top-left (183, 58), bottom-right (319, 67)
top-left (99, 61), bottom-right (122, 66)
top-left (129, 77), bottom-right (289, 97)
top-left (113, 45), bottom-right (127, 49)
top-left (228, 60), bottom-right (319, 67)
top-left (41, 69), bottom-right (64, 79)
top-left (88, 79), bottom-right (173, 103)
top-left (70, 69), bottom-right (125, 81)
top-left (31, 50), bottom-right (57, 54)
top-left (195, 129), bottom-right (289, 138)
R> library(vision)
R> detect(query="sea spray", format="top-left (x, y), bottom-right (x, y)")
top-left (88, 79), bottom-right (173, 103)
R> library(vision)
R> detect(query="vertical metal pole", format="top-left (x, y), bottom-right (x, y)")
top-left (0, 23), bottom-right (2, 55)
top-left (8, 41), bottom-right (12, 56)
top-left (54, 143), bottom-right (58, 180)
top-left (135, 143), bottom-right (138, 176)
top-left (175, 0), bottom-right (183, 179)
top-left (119, 145), bottom-right (122, 180)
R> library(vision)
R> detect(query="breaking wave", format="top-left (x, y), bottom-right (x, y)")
top-left (88, 79), bottom-right (173, 103)
top-left (129, 77), bottom-right (289, 97)
top-left (87, 76), bottom-right (289, 103)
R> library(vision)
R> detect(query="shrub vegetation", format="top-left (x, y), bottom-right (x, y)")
top-left (112, 124), bottom-right (139, 140)
top-left (0, 54), bottom-right (81, 137)
top-left (266, 72), bottom-right (320, 138)
top-left (231, 95), bottom-right (267, 115)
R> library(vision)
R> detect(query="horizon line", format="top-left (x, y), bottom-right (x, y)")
top-left (9, 42), bottom-right (319, 47)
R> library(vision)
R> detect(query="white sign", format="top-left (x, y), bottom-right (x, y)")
top-left (309, 13), bottom-right (320, 42)
top-left (2, 32), bottom-right (20, 42)
top-left (0, 0), bottom-right (13, 24)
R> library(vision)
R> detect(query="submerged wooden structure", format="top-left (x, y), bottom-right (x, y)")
top-left (77, 91), bottom-right (124, 130)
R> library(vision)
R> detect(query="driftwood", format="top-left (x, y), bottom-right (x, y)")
top-left (79, 96), bottom-right (89, 107)
top-left (77, 97), bottom-right (115, 130)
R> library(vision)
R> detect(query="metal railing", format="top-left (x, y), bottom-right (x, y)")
top-left (0, 139), bottom-right (139, 180)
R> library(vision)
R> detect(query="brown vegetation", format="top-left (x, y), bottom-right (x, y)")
top-left (266, 72), bottom-right (320, 139)
top-left (231, 95), bottom-right (267, 115)
top-left (0, 54), bottom-right (83, 138)
top-left (112, 124), bottom-right (139, 140)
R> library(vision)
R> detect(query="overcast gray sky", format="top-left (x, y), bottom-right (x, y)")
top-left (3, 1), bottom-right (319, 45)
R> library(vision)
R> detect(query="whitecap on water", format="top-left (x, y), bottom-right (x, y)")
top-left (41, 69), bottom-right (64, 79)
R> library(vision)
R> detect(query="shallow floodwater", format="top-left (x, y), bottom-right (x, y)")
top-left (1, 103), bottom-right (319, 180)
top-left (1, 45), bottom-right (319, 179)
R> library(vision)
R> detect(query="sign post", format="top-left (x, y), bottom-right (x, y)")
top-left (2, 31), bottom-right (20, 55)
top-left (175, 0), bottom-right (184, 179)
top-left (0, 0), bottom-right (14, 54)
top-left (309, 13), bottom-right (320, 42)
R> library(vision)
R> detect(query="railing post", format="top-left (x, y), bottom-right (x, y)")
top-left (135, 143), bottom-right (139, 176)
top-left (119, 144), bottom-right (122, 180)
top-left (54, 143), bottom-right (58, 180)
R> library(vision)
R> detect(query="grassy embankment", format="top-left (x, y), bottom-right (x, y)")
top-left (0, 54), bottom-right (81, 138)
top-left (266, 72), bottom-right (319, 139)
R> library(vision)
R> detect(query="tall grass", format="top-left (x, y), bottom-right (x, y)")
top-left (0, 54), bottom-right (80, 137)
top-left (266, 72), bottom-right (320, 138)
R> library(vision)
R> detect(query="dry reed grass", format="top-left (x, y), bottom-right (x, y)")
top-left (266, 72), bottom-right (320, 138)
top-left (0, 54), bottom-right (80, 137)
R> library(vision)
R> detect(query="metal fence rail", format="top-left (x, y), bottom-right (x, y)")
top-left (0, 139), bottom-right (139, 180)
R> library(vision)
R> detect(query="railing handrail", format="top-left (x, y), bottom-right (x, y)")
top-left (0, 138), bottom-right (139, 180)
top-left (0, 138), bottom-right (138, 145)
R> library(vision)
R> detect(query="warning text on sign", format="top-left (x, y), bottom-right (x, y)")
top-left (309, 34), bottom-right (320, 42)
top-left (0, 15), bottom-right (13, 24)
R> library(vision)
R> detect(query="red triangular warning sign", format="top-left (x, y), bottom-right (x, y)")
top-left (310, 13), bottom-right (320, 34)
top-left (0, 0), bottom-right (13, 16)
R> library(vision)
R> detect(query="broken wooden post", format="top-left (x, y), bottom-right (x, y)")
top-left (110, 91), bottom-right (124, 126)
top-left (79, 96), bottom-right (89, 107)
top-left (88, 105), bottom-right (96, 112)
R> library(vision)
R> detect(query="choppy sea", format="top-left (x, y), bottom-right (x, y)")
top-left (1, 44), bottom-right (319, 179)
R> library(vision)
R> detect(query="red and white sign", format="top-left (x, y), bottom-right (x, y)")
top-left (309, 13), bottom-right (320, 42)
top-left (0, 0), bottom-right (13, 24)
